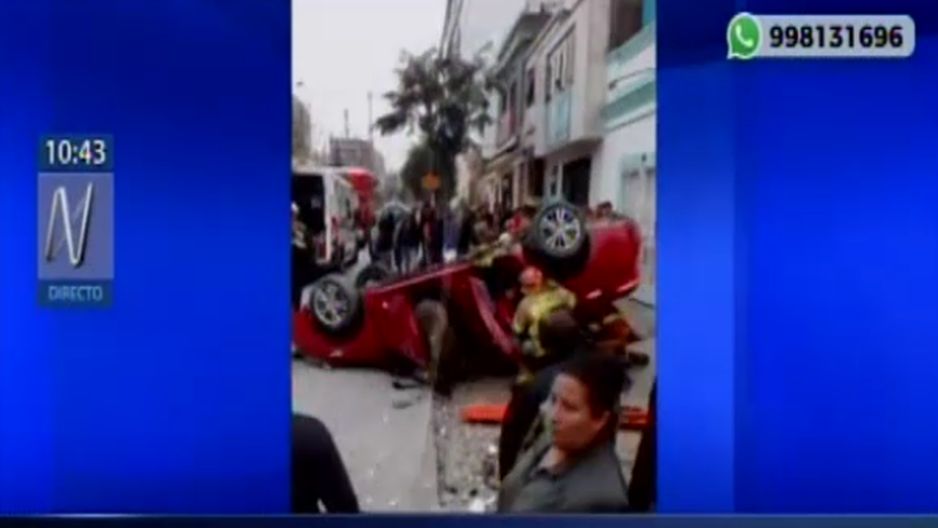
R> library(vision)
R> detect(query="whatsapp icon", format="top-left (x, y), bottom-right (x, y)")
top-left (727, 12), bottom-right (762, 60)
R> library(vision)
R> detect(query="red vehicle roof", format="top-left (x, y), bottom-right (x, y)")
top-left (340, 167), bottom-right (378, 192)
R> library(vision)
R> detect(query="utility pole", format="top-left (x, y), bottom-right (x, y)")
top-left (367, 92), bottom-right (374, 143)
top-left (344, 109), bottom-right (350, 138)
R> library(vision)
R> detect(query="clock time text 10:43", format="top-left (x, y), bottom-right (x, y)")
top-left (40, 135), bottom-right (114, 172)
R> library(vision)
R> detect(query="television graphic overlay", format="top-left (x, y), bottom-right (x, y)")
top-left (37, 135), bottom-right (114, 307)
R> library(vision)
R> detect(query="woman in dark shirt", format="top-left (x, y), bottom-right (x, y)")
top-left (499, 309), bottom-right (587, 479)
top-left (497, 355), bottom-right (630, 513)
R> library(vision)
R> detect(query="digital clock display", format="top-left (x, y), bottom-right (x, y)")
top-left (39, 135), bottom-right (114, 172)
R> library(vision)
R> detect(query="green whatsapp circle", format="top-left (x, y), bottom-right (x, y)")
top-left (728, 13), bottom-right (762, 60)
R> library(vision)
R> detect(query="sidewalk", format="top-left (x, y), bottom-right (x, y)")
top-left (616, 295), bottom-right (656, 480)
top-left (292, 361), bottom-right (439, 512)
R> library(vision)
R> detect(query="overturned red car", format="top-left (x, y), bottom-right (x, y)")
top-left (293, 201), bottom-right (643, 382)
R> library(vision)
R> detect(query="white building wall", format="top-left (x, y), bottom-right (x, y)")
top-left (522, 44), bottom-right (546, 154)
top-left (599, 17), bottom-right (657, 303)
top-left (524, 14), bottom-right (560, 158)
top-left (585, 0), bottom-right (611, 136)
top-left (553, 0), bottom-right (608, 141)
top-left (607, 44), bottom-right (655, 104)
top-left (594, 111), bottom-right (655, 207)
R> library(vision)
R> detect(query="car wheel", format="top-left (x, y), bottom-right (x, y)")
top-left (355, 263), bottom-right (392, 289)
top-left (309, 274), bottom-right (362, 335)
top-left (525, 201), bottom-right (590, 274)
top-left (531, 201), bottom-right (587, 258)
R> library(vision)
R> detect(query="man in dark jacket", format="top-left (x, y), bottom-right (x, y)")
top-left (374, 209), bottom-right (397, 269)
top-left (292, 414), bottom-right (359, 513)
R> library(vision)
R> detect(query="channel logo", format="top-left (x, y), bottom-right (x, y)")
top-left (37, 173), bottom-right (113, 307)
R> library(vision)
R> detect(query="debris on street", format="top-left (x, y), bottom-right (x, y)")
top-left (432, 378), bottom-right (509, 512)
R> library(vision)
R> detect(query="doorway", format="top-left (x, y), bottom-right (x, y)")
top-left (561, 157), bottom-right (591, 206)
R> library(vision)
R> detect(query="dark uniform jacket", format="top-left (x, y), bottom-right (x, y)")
top-left (497, 430), bottom-right (630, 513)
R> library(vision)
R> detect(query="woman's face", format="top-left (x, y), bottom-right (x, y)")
top-left (548, 373), bottom-right (610, 453)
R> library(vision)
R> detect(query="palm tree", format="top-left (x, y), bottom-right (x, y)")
top-left (375, 48), bottom-right (493, 201)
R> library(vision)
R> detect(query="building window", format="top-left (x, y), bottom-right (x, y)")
top-left (548, 29), bottom-right (575, 95)
top-left (525, 68), bottom-right (535, 107)
top-left (608, 0), bottom-right (644, 51)
top-left (561, 157), bottom-right (591, 206)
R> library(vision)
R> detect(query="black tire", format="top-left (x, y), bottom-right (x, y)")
top-left (414, 300), bottom-right (456, 395)
top-left (308, 274), bottom-right (363, 335)
top-left (524, 201), bottom-right (591, 276)
top-left (355, 263), bottom-right (392, 289)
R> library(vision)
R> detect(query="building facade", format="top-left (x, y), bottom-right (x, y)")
top-left (440, 0), bottom-right (563, 210)
top-left (441, 1), bottom-right (657, 304)
top-left (520, 0), bottom-right (612, 209)
top-left (487, 11), bottom-right (553, 213)
top-left (493, 0), bottom-right (657, 302)
top-left (598, 0), bottom-right (656, 304)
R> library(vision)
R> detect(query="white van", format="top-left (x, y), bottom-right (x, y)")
top-left (292, 165), bottom-right (360, 268)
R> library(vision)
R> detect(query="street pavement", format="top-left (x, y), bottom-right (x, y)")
top-left (292, 360), bottom-right (439, 512)
top-left (294, 247), bottom-right (439, 512)
top-left (616, 297), bottom-right (657, 480)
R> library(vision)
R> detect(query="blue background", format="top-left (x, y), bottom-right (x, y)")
top-left (1, 0), bottom-right (937, 516)
top-left (659, 0), bottom-right (938, 514)
top-left (0, 0), bottom-right (291, 514)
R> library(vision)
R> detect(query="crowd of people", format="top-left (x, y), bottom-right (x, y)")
top-left (369, 199), bottom-right (540, 275)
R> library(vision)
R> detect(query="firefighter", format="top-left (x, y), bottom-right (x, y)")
top-left (512, 266), bottom-right (577, 382)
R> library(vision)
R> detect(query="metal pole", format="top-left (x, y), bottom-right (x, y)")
top-left (368, 92), bottom-right (374, 142)
top-left (344, 109), bottom-right (350, 138)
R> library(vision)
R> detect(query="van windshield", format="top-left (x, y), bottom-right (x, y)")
top-left (292, 172), bottom-right (326, 234)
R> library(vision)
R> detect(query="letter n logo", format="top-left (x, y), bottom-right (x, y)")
top-left (43, 182), bottom-right (94, 268)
